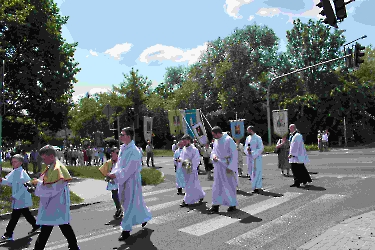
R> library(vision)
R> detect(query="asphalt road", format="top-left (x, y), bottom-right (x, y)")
top-left (1, 148), bottom-right (375, 250)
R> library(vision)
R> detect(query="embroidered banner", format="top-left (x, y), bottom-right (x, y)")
top-left (184, 109), bottom-right (201, 139)
top-left (168, 110), bottom-right (184, 136)
top-left (192, 122), bottom-right (208, 145)
top-left (272, 109), bottom-right (288, 137)
top-left (230, 120), bottom-right (245, 141)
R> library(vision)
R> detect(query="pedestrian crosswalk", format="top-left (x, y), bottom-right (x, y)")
top-left (53, 186), bottom-right (347, 249)
top-left (38, 184), bottom-right (350, 250)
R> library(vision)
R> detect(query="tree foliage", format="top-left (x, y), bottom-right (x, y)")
top-left (0, 0), bottom-right (80, 148)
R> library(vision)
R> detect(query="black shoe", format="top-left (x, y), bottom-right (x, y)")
top-left (114, 208), bottom-right (123, 219)
top-left (177, 188), bottom-right (183, 195)
top-left (227, 206), bottom-right (236, 212)
top-left (180, 201), bottom-right (188, 207)
top-left (28, 225), bottom-right (41, 235)
top-left (290, 183), bottom-right (300, 187)
top-left (252, 189), bottom-right (260, 193)
top-left (118, 231), bottom-right (130, 241)
top-left (199, 198), bottom-right (204, 203)
top-left (142, 222), bottom-right (147, 228)
top-left (208, 206), bottom-right (219, 214)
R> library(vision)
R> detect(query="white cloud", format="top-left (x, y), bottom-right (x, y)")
top-left (256, 8), bottom-right (281, 17)
top-left (224, 0), bottom-right (255, 19)
top-left (248, 15), bottom-right (255, 21)
top-left (139, 43), bottom-right (208, 65)
top-left (104, 43), bottom-right (133, 60)
top-left (89, 50), bottom-right (98, 56)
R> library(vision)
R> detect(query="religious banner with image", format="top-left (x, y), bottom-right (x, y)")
top-left (192, 122), bottom-right (208, 145)
top-left (143, 116), bottom-right (153, 142)
top-left (230, 119), bottom-right (245, 141)
top-left (272, 109), bottom-right (288, 137)
top-left (184, 109), bottom-right (201, 139)
top-left (168, 110), bottom-right (183, 136)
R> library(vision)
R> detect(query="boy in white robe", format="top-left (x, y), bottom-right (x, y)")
top-left (208, 127), bottom-right (238, 213)
top-left (31, 145), bottom-right (80, 250)
top-left (174, 140), bottom-right (186, 195)
top-left (99, 147), bottom-right (123, 219)
top-left (0, 154), bottom-right (40, 241)
top-left (107, 127), bottom-right (152, 242)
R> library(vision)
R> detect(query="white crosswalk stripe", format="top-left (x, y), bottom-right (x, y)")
top-left (178, 192), bottom-right (302, 236)
top-left (225, 194), bottom-right (346, 248)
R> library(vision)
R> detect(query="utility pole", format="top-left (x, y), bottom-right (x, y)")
top-left (0, 59), bottom-right (4, 176)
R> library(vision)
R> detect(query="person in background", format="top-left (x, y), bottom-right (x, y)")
top-left (99, 147), bottom-right (123, 219)
top-left (21, 150), bottom-right (30, 175)
top-left (236, 139), bottom-right (244, 177)
top-left (30, 149), bottom-right (38, 176)
top-left (0, 154), bottom-right (40, 242)
top-left (317, 130), bottom-right (323, 152)
top-left (145, 140), bottom-right (155, 167)
top-left (322, 129), bottom-right (330, 151)
top-left (172, 140), bottom-right (178, 152)
top-left (201, 143), bottom-right (214, 180)
top-left (275, 133), bottom-right (291, 176)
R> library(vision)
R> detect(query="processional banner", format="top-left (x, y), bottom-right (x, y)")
top-left (168, 110), bottom-right (184, 136)
top-left (230, 120), bottom-right (245, 141)
top-left (143, 116), bottom-right (153, 142)
top-left (192, 122), bottom-right (208, 145)
top-left (272, 109), bottom-right (288, 137)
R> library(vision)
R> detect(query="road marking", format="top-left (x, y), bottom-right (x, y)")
top-left (178, 192), bottom-right (302, 236)
top-left (143, 188), bottom-right (177, 197)
top-left (226, 194), bottom-right (346, 248)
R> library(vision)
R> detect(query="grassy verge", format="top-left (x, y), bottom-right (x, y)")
top-left (152, 149), bottom-right (174, 157)
top-left (66, 165), bottom-right (165, 185)
top-left (264, 144), bottom-right (320, 153)
top-left (0, 171), bottom-right (84, 215)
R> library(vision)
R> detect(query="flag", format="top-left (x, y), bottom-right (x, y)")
top-left (168, 110), bottom-right (184, 136)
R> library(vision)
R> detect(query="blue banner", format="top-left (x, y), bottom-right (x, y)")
top-left (185, 109), bottom-right (198, 138)
top-left (230, 120), bottom-right (245, 141)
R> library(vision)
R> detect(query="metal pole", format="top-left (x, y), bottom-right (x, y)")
top-left (117, 116), bottom-right (120, 148)
top-left (343, 35), bottom-right (366, 47)
top-left (266, 83), bottom-right (271, 146)
top-left (344, 117), bottom-right (347, 147)
top-left (0, 59), bottom-right (4, 177)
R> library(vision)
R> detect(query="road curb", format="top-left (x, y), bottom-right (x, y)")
top-left (0, 201), bottom-right (103, 221)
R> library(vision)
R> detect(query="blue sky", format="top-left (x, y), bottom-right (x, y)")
top-left (54, 0), bottom-right (375, 102)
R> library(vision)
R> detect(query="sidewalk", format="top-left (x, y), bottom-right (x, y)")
top-left (299, 211), bottom-right (375, 250)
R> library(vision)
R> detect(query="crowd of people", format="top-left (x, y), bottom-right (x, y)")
top-left (0, 123), bottom-right (313, 249)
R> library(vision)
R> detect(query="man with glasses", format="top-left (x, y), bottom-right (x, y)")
top-left (107, 128), bottom-right (152, 242)
top-left (99, 147), bottom-right (123, 219)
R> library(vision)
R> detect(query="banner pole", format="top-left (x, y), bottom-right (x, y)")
top-left (201, 112), bottom-right (212, 131)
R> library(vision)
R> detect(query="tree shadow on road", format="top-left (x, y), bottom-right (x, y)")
top-left (236, 190), bottom-right (254, 197)
top-left (0, 235), bottom-right (33, 250)
top-left (117, 228), bottom-right (157, 250)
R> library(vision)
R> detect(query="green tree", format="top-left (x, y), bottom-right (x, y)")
top-left (0, 0), bottom-right (80, 148)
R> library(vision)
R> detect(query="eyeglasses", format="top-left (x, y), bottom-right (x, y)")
top-left (120, 133), bottom-right (127, 137)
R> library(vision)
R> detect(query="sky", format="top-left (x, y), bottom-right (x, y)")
top-left (53, 0), bottom-right (375, 102)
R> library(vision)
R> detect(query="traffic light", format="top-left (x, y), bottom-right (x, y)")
top-left (316, 0), bottom-right (338, 28)
top-left (345, 47), bottom-right (353, 68)
top-left (354, 43), bottom-right (365, 67)
top-left (113, 120), bottom-right (118, 141)
top-left (333, 0), bottom-right (347, 21)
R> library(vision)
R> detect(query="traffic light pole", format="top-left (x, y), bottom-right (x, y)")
top-left (266, 53), bottom-right (351, 146)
